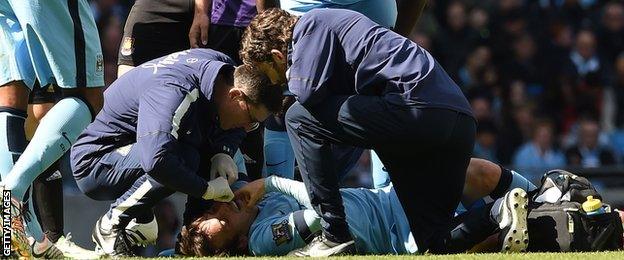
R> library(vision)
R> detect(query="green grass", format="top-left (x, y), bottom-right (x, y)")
top-left (156, 251), bottom-right (624, 260)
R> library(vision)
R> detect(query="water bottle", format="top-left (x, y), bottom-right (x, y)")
top-left (582, 196), bottom-right (606, 216)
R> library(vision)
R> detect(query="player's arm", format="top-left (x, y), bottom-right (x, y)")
top-left (190, 0), bottom-right (212, 47)
top-left (136, 84), bottom-right (230, 199)
top-left (288, 28), bottom-right (338, 108)
top-left (249, 210), bottom-right (321, 255)
top-left (235, 176), bottom-right (312, 209)
top-left (393, 0), bottom-right (427, 37)
top-left (256, 0), bottom-right (278, 13)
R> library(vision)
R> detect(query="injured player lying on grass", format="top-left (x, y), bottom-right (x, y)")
top-left (177, 170), bottom-right (532, 256)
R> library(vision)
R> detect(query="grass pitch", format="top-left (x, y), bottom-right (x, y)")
top-left (171, 251), bottom-right (624, 259)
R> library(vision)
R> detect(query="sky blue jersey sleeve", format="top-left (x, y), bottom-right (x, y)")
top-left (249, 209), bottom-right (321, 255)
top-left (265, 176), bottom-right (312, 208)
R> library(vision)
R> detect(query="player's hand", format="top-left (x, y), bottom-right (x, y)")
top-left (189, 3), bottom-right (210, 48)
top-left (210, 153), bottom-right (239, 185)
top-left (234, 179), bottom-right (265, 207)
top-left (203, 177), bottom-right (234, 201)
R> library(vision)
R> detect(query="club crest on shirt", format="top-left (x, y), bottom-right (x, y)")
top-left (271, 220), bottom-right (292, 246)
top-left (121, 36), bottom-right (134, 56)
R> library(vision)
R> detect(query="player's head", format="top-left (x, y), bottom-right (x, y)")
top-left (178, 201), bottom-right (259, 256)
top-left (218, 64), bottom-right (283, 130)
top-left (240, 8), bottom-right (298, 85)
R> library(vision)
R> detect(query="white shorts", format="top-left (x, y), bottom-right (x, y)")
top-left (0, 0), bottom-right (104, 89)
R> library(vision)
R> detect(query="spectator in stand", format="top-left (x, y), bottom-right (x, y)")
top-left (502, 33), bottom-right (544, 96)
top-left (468, 89), bottom-right (493, 121)
top-left (474, 120), bottom-right (498, 162)
top-left (433, 1), bottom-right (479, 82)
top-left (458, 46), bottom-right (492, 89)
top-left (513, 119), bottom-right (566, 177)
top-left (609, 53), bottom-right (624, 160)
top-left (596, 1), bottom-right (624, 66)
top-left (565, 116), bottom-right (618, 167)
top-left (468, 6), bottom-right (490, 40)
top-left (559, 30), bottom-right (609, 123)
top-left (566, 29), bottom-right (607, 83)
top-left (496, 102), bottom-right (534, 165)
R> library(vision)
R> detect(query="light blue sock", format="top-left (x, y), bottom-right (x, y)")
top-left (371, 150), bottom-right (391, 188)
top-left (0, 108), bottom-right (27, 179)
top-left (510, 170), bottom-right (538, 192)
top-left (25, 188), bottom-right (45, 242)
top-left (4, 97), bottom-right (92, 200)
top-left (262, 129), bottom-right (295, 179)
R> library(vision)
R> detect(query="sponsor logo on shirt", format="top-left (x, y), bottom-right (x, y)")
top-left (141, 50), bottom-right (191, 74)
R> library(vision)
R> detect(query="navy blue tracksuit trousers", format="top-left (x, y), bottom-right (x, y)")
top-left (285, 95), bottom-right (476, 252)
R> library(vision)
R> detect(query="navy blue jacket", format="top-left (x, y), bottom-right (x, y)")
top-left (287, 9), bottom-right (473, 116)
top-left (71, 49), bottom-right (245, 198)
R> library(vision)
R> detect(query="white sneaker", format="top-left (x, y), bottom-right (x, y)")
top-left (126, 216), bottom-right (158, 247)
top-left (55, 233), bottom-right (102, 259)
top-left (92, 216), bottom-right (135, 256)
top-left (497, 188), bottom-right (529, 253)
top-left (287, 234), bottom-right (355, 257)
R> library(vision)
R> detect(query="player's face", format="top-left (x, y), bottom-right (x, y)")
top-left (199, 200), bottom-right (259, 250)
top-left (219, 91), bottom-right (271, 130)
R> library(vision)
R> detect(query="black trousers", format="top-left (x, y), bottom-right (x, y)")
top-left (285, 95), bottom-right (475, 251)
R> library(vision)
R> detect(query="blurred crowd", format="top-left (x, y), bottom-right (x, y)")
top-left (411, 0), bottom-right (624, 177)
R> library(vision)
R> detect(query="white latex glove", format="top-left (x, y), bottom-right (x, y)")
top-left (202, 177), bottom-right (234, 201)
top-left (210, 153), bottom-right (238, 185)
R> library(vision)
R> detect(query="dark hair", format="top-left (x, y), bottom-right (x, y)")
top-left (240, 8), bottom-right (298, 64)
top-left (178, 212), bottom-right (248, 257)
top-left (178, 218), bottom-right (218, 256)
top-left (234, 64), bottom-right (284, 113)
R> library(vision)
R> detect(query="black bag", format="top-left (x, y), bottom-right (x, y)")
top-left (526, 169), bottom-right (623, 252)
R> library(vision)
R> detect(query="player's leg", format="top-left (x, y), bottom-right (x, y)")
top-left (263, 116), bottom-right (296, 179)
top-left (0, 82), bottom-right (29, 178)
top-left (25, 88), bottom-right (100, 257)
top-left (286, 96), bottom-right (405, 256)
top-left (263, 95), bottom-right (297, 179)
top-left (0, 0), bottom-right (33, 178)
top-left (3, 0), bottom-right (103, 200)
top-left (25, 84), bottom-right (62, 242)
top-left (462, 158), bottom-right (537, 206)
top-left (373, 109), bottom-right (475, 253)
top-left (76, 143), bottom-right (173, 256)
top-left (1, 1), bottom-right (103, 257)
top-left (0, 2), bottom-right (41, 256)
top-left (95, 175), bottom-right (170, 256)
top-left (117, 0), bottom-right (193, 78)
top-left (431, 187), bottom-right (529, 254)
